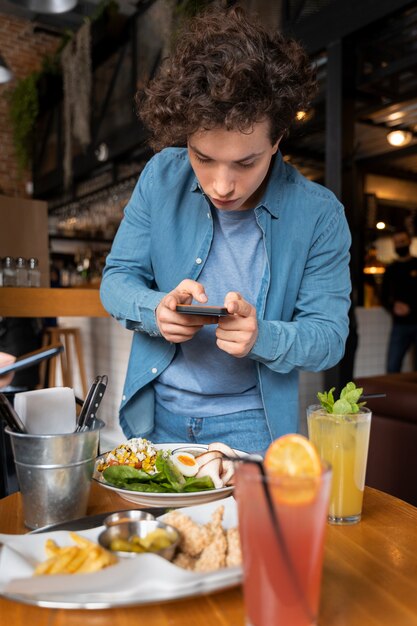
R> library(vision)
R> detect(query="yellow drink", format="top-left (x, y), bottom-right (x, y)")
top-left (307, 406), bottom-right (372, 524)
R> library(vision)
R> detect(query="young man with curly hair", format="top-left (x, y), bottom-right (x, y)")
top-left (100, 5), bottom-right (351, 453)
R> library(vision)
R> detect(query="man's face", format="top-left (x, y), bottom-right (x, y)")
top-left (393, 232), bottom-right (411, 251)
top-left (187, 120), bottom-right (279, 211)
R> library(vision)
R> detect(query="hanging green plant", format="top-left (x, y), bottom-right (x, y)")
top-left (7, 72), bottom-right (40, 173)
top-left (7, 0), bottom-right (119, 177)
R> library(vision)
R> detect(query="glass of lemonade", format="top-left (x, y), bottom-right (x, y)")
top-left (307, 405), bottom-right (372, 524)
top-left (235, 461), bottom-right (332, 626)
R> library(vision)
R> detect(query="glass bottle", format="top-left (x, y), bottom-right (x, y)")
top-left (2, 256), bottom-right (16, 287)
top-left (16, 257), bottom-right (28, 287)
top-left (28, 257), bottom-right (41, 287)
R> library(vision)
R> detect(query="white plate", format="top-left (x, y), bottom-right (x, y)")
top-left (0, 497), bottom-right (241, 609)
top-left (93, 443), bottom-right (246, 508)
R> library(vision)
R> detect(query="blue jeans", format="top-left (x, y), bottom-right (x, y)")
top-left (387, 323), bottom-right (417, 373)
top-left (122, 400), bottom-right (272, 456)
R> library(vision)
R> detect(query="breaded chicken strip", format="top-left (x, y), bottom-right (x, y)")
top-left (194, 527), bottom-right (227, 572)
top-left (173, 552), bottom-right (196, 570)
top-left (165, 504), bottom-right (241, 572)
top-left (226, 527), bottom-right (242, 567)
top-left (163, 510), bottom-right (212, 557)
top-left (206, 505), bottom-right (224, 533)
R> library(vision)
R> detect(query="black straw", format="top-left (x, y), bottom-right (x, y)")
top-left (254, 460), bottom-right (316, 624)
top-left (360, 393), bottom-right (387, 400)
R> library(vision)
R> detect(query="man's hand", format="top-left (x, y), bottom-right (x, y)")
top-left (156, 279), bottom-right (218, 343)
top-left (216, 292), bottom-right (258, 358)
top-left (393, 301), bottom-right (410, 316)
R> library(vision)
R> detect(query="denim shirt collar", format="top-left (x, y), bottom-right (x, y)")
top-left (190, 151), bottom-right (286, 219)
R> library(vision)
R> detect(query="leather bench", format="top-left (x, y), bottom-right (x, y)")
top-left (355, 373), bottom-right (417, 507)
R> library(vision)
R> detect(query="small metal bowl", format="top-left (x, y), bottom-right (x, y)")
top-left (103, 509), bottom-right (155, 527)
top-left (98, 519), bottom-right (180, 561)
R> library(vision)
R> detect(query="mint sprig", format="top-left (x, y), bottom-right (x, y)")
top-left (317, 381), bottom-right (365, 414)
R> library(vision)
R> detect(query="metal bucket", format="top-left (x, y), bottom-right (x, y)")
top-left (6, 419), bottom-right (104, 529)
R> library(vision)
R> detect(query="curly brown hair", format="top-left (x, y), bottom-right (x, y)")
top-left (137, 5), bottom-right (317, 150)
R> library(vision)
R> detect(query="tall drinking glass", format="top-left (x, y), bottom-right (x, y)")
top-left (307, 405), bottom-right (372, 524)
top-left (235, 462), bottom-right (332, 626)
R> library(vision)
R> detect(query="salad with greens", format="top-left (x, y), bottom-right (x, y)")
top-left (96, 437), bottom-right (238, 493)
top-left (317, 381), bottom-right (365, 415)
top-left (102, 451), bottom-right (215, 493)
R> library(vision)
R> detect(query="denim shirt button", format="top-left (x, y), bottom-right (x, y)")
top-left (196, 258), bottom-right (202, 264)
top-left (207, 212), bottom-right (211, 219)
top-left (122, 395), bottom-right (126, 401)
top-left (151, 367), bottom-right (158, 374)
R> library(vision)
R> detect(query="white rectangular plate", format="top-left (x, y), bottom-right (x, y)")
top-left (0, 496), bottom-right (241, 609)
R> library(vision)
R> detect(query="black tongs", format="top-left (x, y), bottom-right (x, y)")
top-left (0, 392), bottom-right (27, 433)
top-left (75, 375), bottom-right (108, 432)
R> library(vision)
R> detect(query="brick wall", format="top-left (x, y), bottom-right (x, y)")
top-left (0, 13), bottom-right (59, 198)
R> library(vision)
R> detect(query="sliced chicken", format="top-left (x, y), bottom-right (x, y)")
top-left (195, 450), bottom-right (223, 468)
top-left (196, 457), bottom-right (224, 488)
top-left (220, 460), bottom-right (235, 486)
top-left (208, 442), bottom-right (238, 459)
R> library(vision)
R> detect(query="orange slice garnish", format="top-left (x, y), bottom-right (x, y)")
top-left (265, 434), bottom-right (322, 477)
top-left (264, 434), bottom-right (322, 504)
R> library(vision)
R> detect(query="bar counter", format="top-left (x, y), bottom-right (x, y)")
top-left (0, 287), bottom-right (108, 318)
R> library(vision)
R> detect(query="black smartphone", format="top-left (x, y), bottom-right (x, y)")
top-left (0, 343), bottom-right (64, 376)
top-left (176, 304), bottom-right (229, 316)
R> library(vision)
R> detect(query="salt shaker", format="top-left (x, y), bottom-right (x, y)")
top-left (28, 257), bottom-right (41, 287)
top-left (16, 257), bottom-right (29, 287)
top-left (2, 256), bottom-right (16, 287)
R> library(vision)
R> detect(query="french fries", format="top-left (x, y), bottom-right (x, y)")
top-left (34, 532), bottom-right (117, 576)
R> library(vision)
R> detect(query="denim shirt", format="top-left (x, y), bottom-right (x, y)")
top-left (100, 148), bottom-right (352, 440)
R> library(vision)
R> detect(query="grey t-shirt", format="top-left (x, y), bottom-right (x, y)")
top-left (154, 205), bottom-right (265, 417)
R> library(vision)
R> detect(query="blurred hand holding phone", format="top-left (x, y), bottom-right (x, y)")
top-left (0, 344), bottom-right (63, 377)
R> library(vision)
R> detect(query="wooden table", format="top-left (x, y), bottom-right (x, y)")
top-left (1, 484), bottom-right (417, 626)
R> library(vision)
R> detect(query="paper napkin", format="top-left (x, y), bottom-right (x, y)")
top-left (13, 387), bottom-right (76, 434)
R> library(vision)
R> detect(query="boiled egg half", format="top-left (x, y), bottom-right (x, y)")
top-left (171, 451), bottom-right (199, 477)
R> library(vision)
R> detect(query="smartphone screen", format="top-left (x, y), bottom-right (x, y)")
top-left (176, 304), bottom-right (228, 317)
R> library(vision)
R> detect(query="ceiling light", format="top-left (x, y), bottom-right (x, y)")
top-left (95, 143), bottom-right (109, 162)
top-left (386, 130), bottom-right (413, 147)
top-left (9, 0), bottom-right (77, 14)
top-left (363, 265), bottom-right (385, 275)
top-left (385, 111), bottom-right (405, 122)
top-left (376, 222), bottom-right (386, 230)
top-left (364, 248), bottom-right (385, 275)
top-left (0, 53), bottom-right (13, 84)
top-left (295, 109), bottom-right (314, 123)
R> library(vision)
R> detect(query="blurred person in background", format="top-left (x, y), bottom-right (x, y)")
top-left (381, 229), bottom-right (417, 372)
